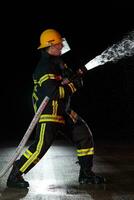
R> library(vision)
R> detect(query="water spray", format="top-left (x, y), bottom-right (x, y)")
top-left (85, 31), bottom-right (134, 71)
top-left (0, 31), bottom-right (133, 178)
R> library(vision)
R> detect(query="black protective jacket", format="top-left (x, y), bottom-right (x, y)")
top-left (32, 51), bottom-right (78, 124)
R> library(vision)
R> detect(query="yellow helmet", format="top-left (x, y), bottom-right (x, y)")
top-left (37, 29), bottom-right (62, 49)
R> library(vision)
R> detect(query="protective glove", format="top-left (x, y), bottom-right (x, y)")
top-left (76, 66), bottom-right (88, 76)
top-left (62, 65), bottom-right (74, 80)
top-left (72, 77), bottom-right (83, 89)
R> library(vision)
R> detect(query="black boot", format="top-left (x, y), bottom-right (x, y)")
top-left (78, 155), bottom-right (106, 184)
top-left (7, 161), bottom-right (29, 188)
top-left (79, 168), bottom-right (106, 184)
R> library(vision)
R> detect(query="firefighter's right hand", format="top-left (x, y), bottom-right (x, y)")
top-left (61, 78), bottom-right (70, 85)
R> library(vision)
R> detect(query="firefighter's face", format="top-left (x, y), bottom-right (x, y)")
top-left (48, 43), bottom-right (63, 56)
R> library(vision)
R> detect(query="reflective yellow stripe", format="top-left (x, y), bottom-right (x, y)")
top-left (34, 74), bottom-right (62, 86)
top-left (52, 100), bottom-right (58, 115)
top-left (39, 114), bottom-right (65, 124)
top-left (23, 149), bottom-right (33, 159)
top-left (39, 74), bottom-right (55, 86)
top-left (32, 92), bottom-right (38, 101)
top-left (77, 147), bottom-right (94, 156)
top-left (33, 103), bottom-right (37, 113)
top-left (68, 83), bottom-right (77, 93)
top-left (34, 80), bottom-right (38, 84)
top-left (59, 86), bottom-right (65, 98)
top-left (33, 84), bottom-right (37, 92)
top-left (20, 123), bottom-right (46, 173)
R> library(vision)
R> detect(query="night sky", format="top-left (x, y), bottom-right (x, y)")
top-left (1, 3), bottom-right (134, 141)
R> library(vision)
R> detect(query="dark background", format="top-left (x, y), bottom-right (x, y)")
top-left (1, 3), bottom-right (134, 141)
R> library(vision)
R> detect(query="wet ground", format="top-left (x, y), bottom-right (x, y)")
top-left (0, 137), bottom-right (134, 200)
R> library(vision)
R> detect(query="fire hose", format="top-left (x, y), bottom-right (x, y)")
top-left (1, 28), bottom-right (133, 177)
top-left (0, 61), bottom-right (95, 178)
top-left (0, 96), bottom-right (50, 178)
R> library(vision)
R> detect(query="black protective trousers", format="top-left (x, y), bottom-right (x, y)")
top-left (16, 114), bottom-right (94, 175)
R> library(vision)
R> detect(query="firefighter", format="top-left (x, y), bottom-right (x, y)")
top-left (7, 29), bottom-right (105, 188)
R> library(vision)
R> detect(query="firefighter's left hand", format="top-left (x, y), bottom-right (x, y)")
top-left (72, 77), bottom-right (83, 89)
